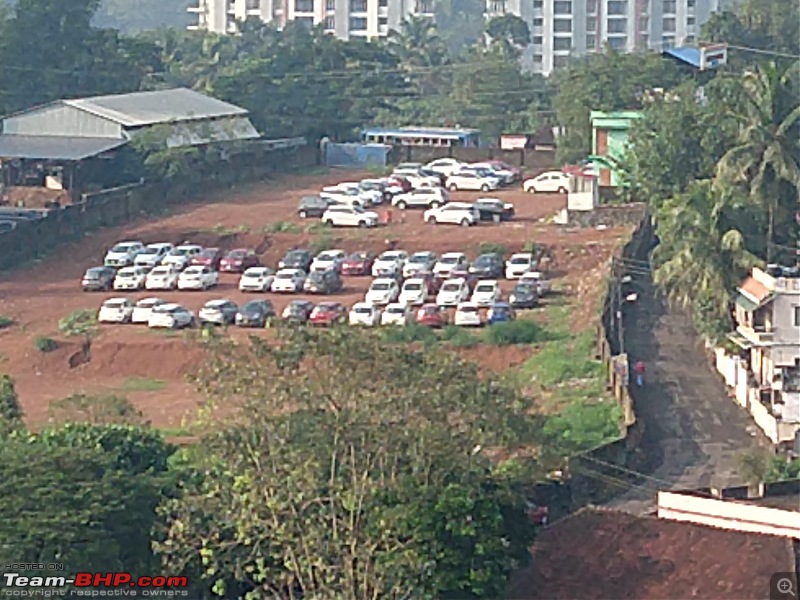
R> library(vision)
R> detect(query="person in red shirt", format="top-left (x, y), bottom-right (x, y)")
top-left (633, 360), bottom-right (646, 386)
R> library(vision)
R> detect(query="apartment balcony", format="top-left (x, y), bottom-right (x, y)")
top-left (737, 324), bottom-right (775, 346)
top-left (187, 4), bottom-right (205, 13)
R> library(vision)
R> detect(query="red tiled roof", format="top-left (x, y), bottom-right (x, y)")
top-left (509, 508), bottom-right (795, 600)
top-left (739, 277), bottom-right (772, 302)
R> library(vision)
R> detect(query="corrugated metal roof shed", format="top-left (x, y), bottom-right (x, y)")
top-left (362, 126), bottom-right (480, 139)
top-left (63, 88), bottom-right (249, 128)
top-left (0, 135), bottom-right (127, 160)
top-left (663, 47), bottom-right (702, 68)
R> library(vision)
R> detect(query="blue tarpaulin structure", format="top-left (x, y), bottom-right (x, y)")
top-left (323, 142), bottom-right (391, 168)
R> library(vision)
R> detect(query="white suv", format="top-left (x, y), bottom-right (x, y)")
top-left (523, 171), bottom-right (571, 194)
top-left (445, 171), bottom-right (501, 192)
top-left (505, 253), bottom-right (536, 279)
top-left (323, 183), bottom-right (382, 206)
top-left (425, 158), bottom-right (465, 177)
top-left (391, 188), bottom-right (448, 210)
top-left (424, 203), bottom-right (479, 227)
top-left (321, 205), bottom-right (379, 228)
top-left (104, 241), bottom-right (144, 268)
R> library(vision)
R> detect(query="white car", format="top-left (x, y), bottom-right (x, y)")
top-left (425, 158), bottom-right (465, 177)
top-left (392, 168), bottom-right (440, 189)
top-left (436, 278), bottom-right (471, 307)
top-left (134, 243), bottom-right (174, 269)
top-left (454, 302), bottom-right (482, 327)
top-left (113, 266), bottom-right (148, 291)
top-left (519, 271), bottom-right (552, 295)
top-left (238, 267), bottom-right (275, 292)
top-left (433, 252), bottom-right (469, 278)
top-left (97, 297), bottom-right (134, 324)
top-left (391, 188), bottom-right (449, 210)
top-left (403, 251), bottom-right (438, 278)
top-left (145, 265), bottom-right (180, 290)
top-left (342, 181), bottom-right (384, 205)
top-left (365, 278), bottom-right (400, 306)
top-left (399, 278), bottom-right (429, 306)
top-left (424, 203), bottom-right (479, 227)
top-left (104, 241), bottom-right (144, 268)
top-left (523, 170), bottom-right (571, 194)
top-left (131, 297), bottom-right (167, 324)
top-left (148, 303), bottom-right (195, 329)
top-left (505, 253), bottom-right (536, 279)
top-left (321, 184), bottom-right (380, 206)
top-left (177, 265), bottom-right (218, 290)
top-left (471, 280), bottom-right (501, 306)
top-left (198, 299), bottom-right (239, 326)
top-left (349, 302), bottom-right (382, 327)
top-left (271, 269), bottom-right (306, 293)
top-left (321, 205), bottom-right (379, 228)
top-left (310, 249), bottom-right (346, 272)
top-left (162, 244), bottom-right (203, 270)
top-left (469, 163), bottom-right (514, 184)
top-left (445, 171), bottom-right (501, 192)
top-left (372, 250), bottom-right (408, 278)
top-left (381, 303), bottom-right (415, 326)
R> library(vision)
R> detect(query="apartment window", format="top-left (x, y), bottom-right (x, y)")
top-left (533, 54), bottom-right (543, 64)
top-left (326, 0), bottom-right (335, 10)
top-left (323, 15), bottom-right (335, 28)
top-left (586, 34), bottom-right (596, 48)
top-left (687, 0), bottom-right (695, 7)
top-left (586, 0), bottom-right (597, 13)
top-left (608, 36), bottom-right (627, 49)
top-left (687, 16), bottom-right (695, 25)
top-left (662, 17), bottom-right (675, 32)
top-left (554, 1), bottom-right (571, 14)
top-left (246, 0), bottom-right (260, 9)
top-left (415, 0), bottom-right (434, 13)
top-left (607, 1), bottom-right (627, 15)
top-left (638, 16), bottom-right (648, 30)
top-left (553, 36), bottom-right (572, 50)
top-left (533, 17), bottom-right (543, 26)
top-left (295, 0), bottom-right (313, 11)
top-left (379, 16), bottom-right (387, 25)
top-left (350, 16), bottom-right (367, 29)
top-left (296, 15), bottom-right (314, 28)
top-left (663, 0), bottom-right (676, 13)
top-left (684, 34), bottom-right (695, 43)
top-left (553, 19), bottom-right (572, 33)
top-left (794, 306), bottom-right (800, 327)
top-left (661, 35), bottom-right (675, 48)
top-left (379, 0), bottom-right (388, 5)
top-left (553, 55), bottom-right (570, 68)
top-left (607, 18), bottom-right (626, 33)
top-left (350, 0), bottom-right (367, 11)
top-left (533, 0), bottom-right (543, 7)
top-left (533, 35), bottom-right (543, 44)
top-left (586, 16), bottom-right (596, 30)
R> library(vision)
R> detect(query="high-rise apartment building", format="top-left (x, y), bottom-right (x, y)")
top-left (188, 0), bottom-right (434, 38)
top-left (487, 0), bottom-right (721, 74)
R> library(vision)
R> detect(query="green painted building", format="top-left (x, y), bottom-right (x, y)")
top-left (589, 110), bottom-right (643, 187)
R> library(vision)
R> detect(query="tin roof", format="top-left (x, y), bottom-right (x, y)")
top-left (0, 135), bottom-right (127, 160)
top-left (362, 126), bottom-right (479, 139)
top-left (63, 88), bottom-right (249, 128)
top-left (739, 276), bottom-right (773, 303)
top-left (663, 46), bottom-right (703, 68)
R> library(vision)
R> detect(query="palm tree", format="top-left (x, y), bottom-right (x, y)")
top-left (386, 15), bottom-right (449, 99)
top-left (715, 60), bottom-right (800, 263)
top-left (653, 180), bottom-right (760, 338)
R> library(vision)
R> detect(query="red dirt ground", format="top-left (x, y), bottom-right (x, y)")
top-left (0, 170), bottom-right (628, 428)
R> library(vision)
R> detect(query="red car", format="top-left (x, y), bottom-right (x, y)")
top-left (191, 247), bottom-right (223, 270)
top-left (416, 303), bottom-right (449, 328)
top-left (220, 248), bottom-right (260, 273)
top-left (341, 251), bottom-right (376, 276)
top-left (308, 302), bottom-right (347, 326)
top-left (386, 176), bottom-right (412, 193)
top-left (414, 270), bottom-right (442, 295)
top-left (487, 160), bottom-right (522, 182)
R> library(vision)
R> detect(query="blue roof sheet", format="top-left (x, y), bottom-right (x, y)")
top-left (362, 126), bottom-right (479, 139)
top-left (663, 47), bottom-right (702, 68)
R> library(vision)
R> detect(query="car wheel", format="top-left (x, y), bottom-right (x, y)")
top-left (396, 200), bottom-right (407, 209)
top-left (299, 210), bottom-right (308, 219)
top-left (492, 213), bottom-right (501, 223)
top-left (427, 216), bottom-right (437, 225)
top-left (358, 220), bottom-right (368, 228)
top-left (558, 186), bottom-right (567, 194)
top-left (460, 218), bottom-right (470, 227)
top-left (430, 201), bottom-right (441, 208)
top-left (527, 186), bottom-right (536, 194)
top-left (481, 184), bottom-right (490, 192)
top-left (323, 219), bottom-right (333, 227)
top-left (448, 184), bottom-right (458, 191)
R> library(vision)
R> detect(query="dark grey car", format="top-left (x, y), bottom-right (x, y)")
top-left (81, 266), bottom-right (116, 291)
top-left (509, 282), bottom-right (538, 309)
top-left (279, 249), bottom-right (313, 271)
top-left (235, 299), bottom-right (276, 328)
top-left (298, 196), bottom-right (332, 219)
top-left (303, 269), bottom-right (344, 294)
top-left (469, 254), bottom-right (504, 279)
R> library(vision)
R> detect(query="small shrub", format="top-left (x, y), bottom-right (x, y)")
top-left (264, 221), bottom-right (301, 234)
top-left (122, 377), bottom-right (167, 392)
top-left (308, 233), bottom-right (334, 255)
top-left (523, 240), bottom-right (544, 254)
top-left (58, 309), bottom-right (97, 337)
top-left (211, 223), bottom-right (227, 234)
top-left (304, 222), bottom-right (326, 234)
top-left (34, 336), bottom-right (59, 353)
top-left (486, 320), bottom-right (548, 346)
top-left (382, 324), bottom-right (438, 345)
top-left (49, 393), bottom-right (146, 426)
top-left (440, 325), bottom-right (480, 348)
top-left (0, 315), bottom-right (13, 330)
top-left (478, 243), bottom-right (506, 257)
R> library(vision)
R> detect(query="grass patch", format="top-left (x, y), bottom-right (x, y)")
top-left (382, 324), bottom-right (438, 345)
top-left (519, 339), bottom-right (604, 387)
top-left (477, 243), bottom-right (507, 257)
top-left (304, 222), bottom-right (327, 234)
top-left (210, 223), bottom-right (251, 235)
top-left (541, 399), bottom-right (623, 456)
top-left (121, 377), bottom-right (167, 392)
top-left (485, 320), bottom-right (552, 346)
top-left (440, 325), bottom-right (481, 348)
top-left (263, 221), bottom-right (301, 234)
top-left (308, 233), bottom-right (334, 255)
top-left (0, 315), bottom-right (13, 330)
top-left (34, 336), bottom-right (59, 353)
top-left (58, 309), bottom-right (97, 337)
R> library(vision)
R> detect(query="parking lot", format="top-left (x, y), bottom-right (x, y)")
top-left (0, 170), bottom-right (630, 427)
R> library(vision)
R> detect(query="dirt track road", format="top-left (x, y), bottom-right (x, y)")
top-left (603, 275), bottom-right (768, 515)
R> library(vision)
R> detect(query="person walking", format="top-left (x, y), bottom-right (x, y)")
top-left (633, 360), bottom-right (646, 387)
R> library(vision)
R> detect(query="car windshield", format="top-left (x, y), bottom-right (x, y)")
top-left (348, 252), bottom-right (368, 260)
top-left (441, 256), bottom-right (461, 264)
top-left (316, 305), bottom-right (335, 313)
top-left (183, 267), bottom-right (202, 275)
top-left (475, 284), bottom-right (494, 293)
top-left (176, 247), bottom-right (197, 256)
top-left (387, 306), bottom-right (405, 314)
top-left (199, 249), bottom-right (217, 257)
top-left (151, 267), bottom-right (170, 275)
top-left (404, 282), bottom-right (422, 291)
top-left (371, 282), bottom-right (392, 291)
top-left (103, 300), bottom-right (126, 308)
top-left (243, 302), bottom-right (265, 312)
top-left (309, 272), bottom-right (325, 282)
top-left (245, 268), bottom-right (267, 276)
top-left (111, 244), bottom-right (134, 252)
top-left (84, 269), bottom-right (102, 278)
top-left (285, 251), bottom-right (307, 260)
top-left (511, 257), bottom-right (530, 264)
top-left (276, 272), bottom-right (295, 279)
top-left (227, 250), bottom-right (246, 259)
top-left (410, 254), bottom-right (430, 263)
top-left (137, 299), bottom-right (161, 308)
top-left (421, 306), bottom-right (438, 315)
top-left (354, 306), bottom-right (372, 314)
top-left (514, 284), bottom-right (535, 294)
top-left (287, 303), bottom-right (307, 313)
top-left (140, 247), bottom-right (160, 255)
top-left (361, 182), bottom-right (381, 190)
top-left (460, 305), bottom-right (478, 313)
top-left (473, 256), bottom-right (493, 266)
top-left (118, 269), bottom-right (136, 277)
top-left (318, 252), bottom-right (338, 261)
top-left (442, 283), bottom-right (461, 292)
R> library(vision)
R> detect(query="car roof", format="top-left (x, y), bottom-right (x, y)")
top-left (475, 280), bottom-right (499, 286)
top-left (136, 297), bottom-right (165, 304)
top-left (372, 277), bottom-right (398, 284)
top-left (352, 301), bottom-right (375, 308)
top-left (289, 299), bottom-right (312, 306)
top-left (442, 277), bottom-right (466, 284)
top-left (205, 299), bottom-right (232, 307)
top-left (117, 266), bottom-right (141, 272)
top-left (317, 249), bottom-right (344, 256)
top-left (443, 202), bottom-right (474, 209)
top-left (103, 297), bottom-right (129, 304)
top-left (510, 252), bottom-right (533, 258)
top-left (176, 244), bottom-right (202, 250)
top-left (146, 242), bottom-right (172, 248)
top-left (114, 240), bottom-right (142, 245)
top-left (441, 251), bottom-right (466, 258)
top-left (385, 302), bottom-right (408, 309)
top-left (277, 268), bottom-right (302, 274)
top-left (244, 266), bottom-right (268, 272)
top-left (317, 301), bottom-right (341, 308)
top-left (183, 264), bottom-right (205, 270)
top-left (158, 303), bottom-right (184, 310)
top-left (457, 301), bottom-right (479, 308)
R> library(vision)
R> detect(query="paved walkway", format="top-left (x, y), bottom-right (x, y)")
top-left (603, 275), bottom-right (768, 515)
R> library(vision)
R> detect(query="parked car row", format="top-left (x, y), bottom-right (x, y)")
top-left (102, 241), bottom-right (260, 272)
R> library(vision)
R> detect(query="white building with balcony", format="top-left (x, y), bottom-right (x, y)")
top-left (718, 266), bottom-right (800, 447)
top-left (188, 0), bottom-right (434, 39)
